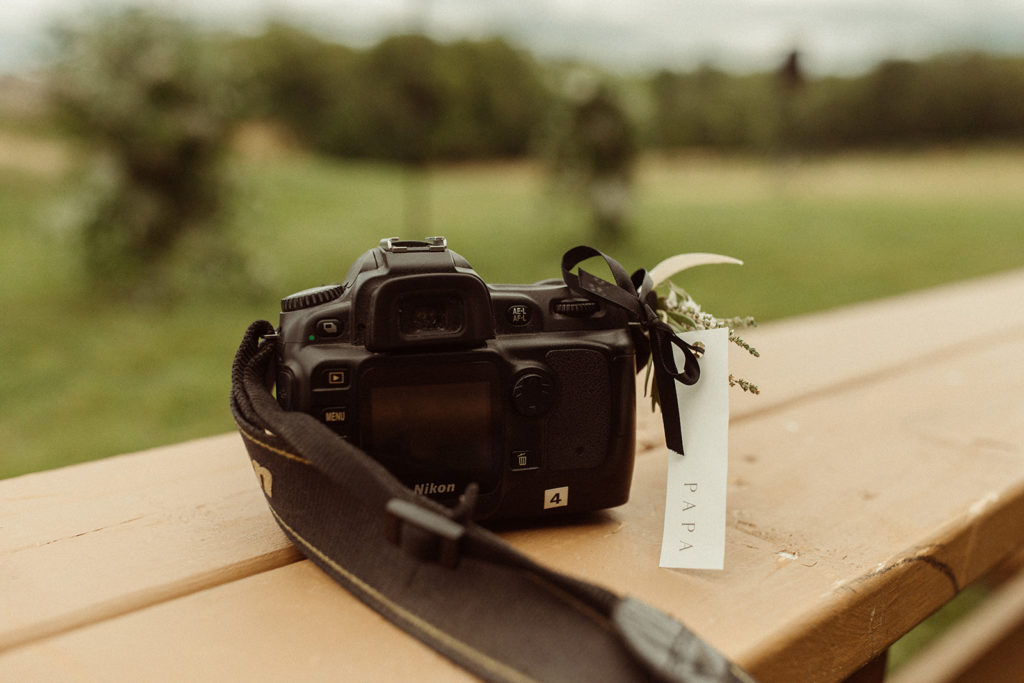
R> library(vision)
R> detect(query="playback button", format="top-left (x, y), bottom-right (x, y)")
top-left (316, 367), bottom-right (350, 388)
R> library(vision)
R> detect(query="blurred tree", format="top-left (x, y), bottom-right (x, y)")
top-left (232, 29), bottom-right (550, 162)
top-left (228, 22), bottom-right (358, 155)
top-left (773, 50), bottom-right (805, 156)
top-left (791, 53), bottom-right (1024, 150)
top-left (649, 69), bottom-right (702, 148)
top-left (861, 59), bottom-right (920, 144)
top-left (647, 66), bottom-right (772, 151)
top-left (433, 39), bottom-right (550, 159)
top-left (50, 9), bottom-right (236, 292)
top-left (551, 79), bottom-right (637, 241)
top-left (361, 35), bottom-right (444, 164)
top-left (645, 52), bottom-right (1024, 153)
top-left (360, 34), bottom-right (444, 233)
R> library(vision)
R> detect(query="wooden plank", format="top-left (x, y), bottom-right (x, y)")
top-left (0, 434), bottom-right (300, 652)
top-left (519, 332), bottom-right (1024, 680)
top-left (726, 337), bottom-right (1024, 680)
top-left (889, 567), bottom-right (1024, 683)
top-left (731, 266), bottom-right (1024, 403)
top-left (2, 269), bottom-right (1024, 678)
top-left (4, 312), bottom-right (1023, 680)
top-left (1, 561), bottom-right (472, 682)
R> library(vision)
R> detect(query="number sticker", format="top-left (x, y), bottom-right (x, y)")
top-left (544, 486), bottom-right (569, 510)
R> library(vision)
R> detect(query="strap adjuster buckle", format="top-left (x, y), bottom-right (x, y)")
top-left (385, 499), bottom-right (465, 569)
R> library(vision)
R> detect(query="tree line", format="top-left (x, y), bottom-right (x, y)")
top-left (648, 53), bottom-right (1024, 152)
top-left (225, 24), bottom-right (551, 162)
top-left (224, 26), bottom-right (1024, 158)
top-left (51, 11), bottom-right (1024, 166)
top-left (45, 10), bottom-right (1024, 290)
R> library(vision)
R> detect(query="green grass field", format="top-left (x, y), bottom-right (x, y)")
top-left (3, 136), bottom-right (1024, 478)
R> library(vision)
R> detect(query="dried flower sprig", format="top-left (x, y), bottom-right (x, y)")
top-left (643, 253), bottom-right (760, 410)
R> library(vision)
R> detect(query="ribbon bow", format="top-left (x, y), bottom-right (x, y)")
top-left (561, 245), bottom-right (701, 454)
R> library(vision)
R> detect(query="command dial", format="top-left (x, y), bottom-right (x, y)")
top-left (281, 284), bottom-right (345, 312)
top-left (553, 298), bottom-right (600, 316)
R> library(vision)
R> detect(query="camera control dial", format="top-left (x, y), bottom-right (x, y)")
top-left (553, 299), bottom-right (600, 317)
top-left (511, 371), bottom-right (555, 417)
top-left (281, 284), bottom-right (345, 312)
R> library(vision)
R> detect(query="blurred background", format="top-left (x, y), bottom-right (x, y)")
top-left (2, 0), bottom-right (1022, 671)
top-left (1, 2), bottom-right (1022, 474)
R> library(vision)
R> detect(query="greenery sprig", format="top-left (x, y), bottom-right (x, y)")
top-left (645, 281), bottom-right (760, 411)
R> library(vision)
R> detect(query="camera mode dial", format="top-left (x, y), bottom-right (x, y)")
top-left (281, 284), bottom-right (345, 312)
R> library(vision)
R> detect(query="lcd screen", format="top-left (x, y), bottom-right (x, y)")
top-left (370, 380), bottom-right (492, 472)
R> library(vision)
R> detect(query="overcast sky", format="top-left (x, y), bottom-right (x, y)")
top-left (2, 0), bottom-right (1023, 75)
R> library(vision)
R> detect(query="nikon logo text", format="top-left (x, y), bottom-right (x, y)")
top-left (414, 482), bottom-right (456, 495)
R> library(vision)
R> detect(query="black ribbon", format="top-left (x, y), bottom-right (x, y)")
top-left (561, 245), bottom-right (701, 455)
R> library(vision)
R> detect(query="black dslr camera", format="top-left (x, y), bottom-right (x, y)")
top-left (274, 237), bottom-right (638, 520)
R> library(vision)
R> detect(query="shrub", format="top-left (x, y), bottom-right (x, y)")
top-left (50, 9), bottom-right (236, 292)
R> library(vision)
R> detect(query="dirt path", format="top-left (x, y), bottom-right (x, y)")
top-left (0, 129), bottom-right (71, 177)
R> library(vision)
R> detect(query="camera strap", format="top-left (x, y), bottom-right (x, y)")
top-left (560, 245), bottom-right (701, 455)
top-left (231, 319), bottom-right (752, 683)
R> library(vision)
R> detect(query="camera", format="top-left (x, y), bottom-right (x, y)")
top-left (274, 237), bottom-right (639, 520)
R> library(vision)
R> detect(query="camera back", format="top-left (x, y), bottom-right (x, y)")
top-left (275, 237), bottom-right (638, 520)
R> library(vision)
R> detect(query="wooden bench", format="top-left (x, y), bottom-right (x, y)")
top-left (3, 269), bottom-right (1024, 681)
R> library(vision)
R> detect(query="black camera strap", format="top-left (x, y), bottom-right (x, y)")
top-left (561, 245), bottom-right (702, 455)
top-left (231, 318), bottom-right (752, 683)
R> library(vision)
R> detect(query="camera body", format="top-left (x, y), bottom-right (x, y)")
top-left (275, 237), bottom-right (637, 520)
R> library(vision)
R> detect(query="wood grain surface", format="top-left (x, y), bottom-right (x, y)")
top-left (3, 269), bottom-right (1023, 681)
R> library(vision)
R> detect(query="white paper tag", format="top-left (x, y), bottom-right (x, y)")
top-left (659, 327), bottom-right (730, 570)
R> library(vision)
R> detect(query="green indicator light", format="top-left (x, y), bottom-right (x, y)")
top-left (308, 334), bottom-right (316, 341)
